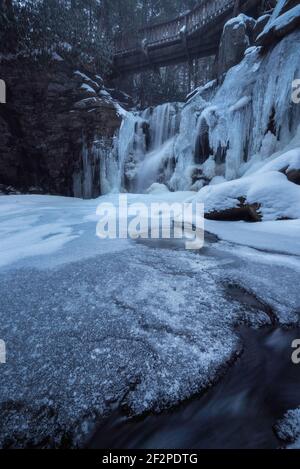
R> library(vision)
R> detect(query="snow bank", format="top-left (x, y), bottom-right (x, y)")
top-left (194, 170), bottom-right (300, 221)
top-left (206, 218), bottom-right (300, 257)
top-left (256, 148), bottom-right (300, 175)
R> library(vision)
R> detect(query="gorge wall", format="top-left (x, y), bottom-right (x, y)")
top-left (0, 57), bottom-right (121, 198)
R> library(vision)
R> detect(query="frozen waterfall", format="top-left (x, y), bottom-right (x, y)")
top-left (114, 103), bottom-right (181, 193)
top-left (145, 103), bottom-right (179, 151)
top-left (108, 29), bottom-right (300, 195)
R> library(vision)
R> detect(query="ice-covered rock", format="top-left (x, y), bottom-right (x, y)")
top-left (276, 407), bottom-right (300, 448)
top-left (257, 1), bottom-right (300, 46)
top-left (255, 147), bottom-right (300, 184)
top-left (218, 14), bottom-right (256, 77)
top-left (193, 170), bottom-right (300, 222)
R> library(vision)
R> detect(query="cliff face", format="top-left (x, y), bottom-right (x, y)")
top-left (0, 57), bottom-right (121, 197)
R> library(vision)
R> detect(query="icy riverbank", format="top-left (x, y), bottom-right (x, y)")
top-left (0, 194), bottom-right (300, 447)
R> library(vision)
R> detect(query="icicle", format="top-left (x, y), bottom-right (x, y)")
top-left (73, 140), bottom-right (99, 199)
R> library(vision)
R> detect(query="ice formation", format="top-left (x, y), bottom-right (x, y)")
top-left (1, 193), bottom-right (300, 447)
top-left (257, 0), bottom-right (300, 45)
top-left (110, 27), bottom-right (300, 211)
top-left (276, 407), bottom-right (300, 449)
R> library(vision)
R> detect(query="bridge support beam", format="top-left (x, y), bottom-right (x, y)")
top-left (141, 39), bottom-right (157, 72)
top-left (180, 31), bottom-right (191, 62)
top-left (233, 0), bottom-right (241, 16)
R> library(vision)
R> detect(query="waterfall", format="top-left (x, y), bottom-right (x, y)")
top-left (148, 103), bottom-right (178, 150)
top-left (116, 113), bottom-right (138, 190)
top-left (112, 30), bottom-right (300, 195)
top-left (116, 103), bottom-right (182, 193)
top-left (136, 138), bottom-right (176, 193)
top-left (135, 103), bottom-right (180, 192)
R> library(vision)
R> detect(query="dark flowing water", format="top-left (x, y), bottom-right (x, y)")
top-left (89, 327), bottom-right (300, 449)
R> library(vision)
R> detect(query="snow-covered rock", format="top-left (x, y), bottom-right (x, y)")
top-left (257, 2), bottom-right (300, 46)
top-left (193, 170), bottom-right (300, 222)
top-left (256, 147), bottom-right (300, 184)
top-left (146, 183), bottom-right (170, 194)
top-left (80, 83), bottom-right (96, 94)
top-left (218, 14), bottom-right (256, 76)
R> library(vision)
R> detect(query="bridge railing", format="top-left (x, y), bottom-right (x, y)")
top-left (114, 0), bottom-right (248, 56)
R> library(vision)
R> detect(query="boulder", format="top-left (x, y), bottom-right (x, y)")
top-left (285, 169), bottom-right (300, 185)
top-left (194, 171), bottom-right (300, 222)
top-left (217, 14), bottom-right (256, 77)
top-left (204, 197), bottom-right (261, 222)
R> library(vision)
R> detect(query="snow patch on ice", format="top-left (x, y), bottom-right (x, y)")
top-left (276, 407), bottom-right (300, 449)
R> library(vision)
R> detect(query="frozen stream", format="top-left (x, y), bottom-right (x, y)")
top-left (90, 326), bottom-right (300, 449)
top-left (0, 195), bottom-right (300, 448)
top-left (88, 236), bottom-right (300, 449)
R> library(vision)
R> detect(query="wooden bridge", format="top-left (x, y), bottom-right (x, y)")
top-left (113, 0), bottom-right (262, 75)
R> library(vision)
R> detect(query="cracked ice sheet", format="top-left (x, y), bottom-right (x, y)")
top-left (1, 193), bottom-right (300, 447)
top-left (215, 242), bottom-right (300, 324)
top-left (0, 242), bottom-right (245, 447)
